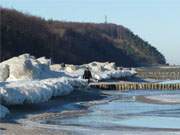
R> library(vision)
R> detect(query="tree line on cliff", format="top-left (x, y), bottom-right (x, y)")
top-left (1, 7), bottom-right (166, 67)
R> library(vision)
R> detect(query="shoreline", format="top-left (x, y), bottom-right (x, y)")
top-left (1, 89), bottom-right (180, 135)
top-left (0, 89), bottom-right (106, 135)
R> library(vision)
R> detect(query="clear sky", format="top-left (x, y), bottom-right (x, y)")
top-left (1, 0), bottom-right (180, 65)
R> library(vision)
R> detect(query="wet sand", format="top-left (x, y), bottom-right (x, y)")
top-left (0, 122), bottom-right (71, 135)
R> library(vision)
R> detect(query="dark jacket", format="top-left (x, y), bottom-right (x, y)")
top-left (83, 69), bottom-right (92, 79)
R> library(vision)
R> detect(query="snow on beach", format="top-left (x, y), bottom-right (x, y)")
top-left (0, 54), bottom-right (135, 118)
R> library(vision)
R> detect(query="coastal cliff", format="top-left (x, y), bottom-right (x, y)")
top-left (1, 8), bottom-right (166, 67)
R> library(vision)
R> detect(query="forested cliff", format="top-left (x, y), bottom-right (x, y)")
top-left (1, 8), bottom-right (166, 67)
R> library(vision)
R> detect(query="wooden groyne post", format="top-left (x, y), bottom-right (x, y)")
top-left (90, 82), bottom-right (180, 91)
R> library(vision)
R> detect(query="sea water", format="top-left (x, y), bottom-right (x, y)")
top-left (38, 85), bottom-right (180, 134)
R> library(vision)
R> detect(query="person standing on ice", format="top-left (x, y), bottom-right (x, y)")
top-left (83, 67), bottom-right (92, 83)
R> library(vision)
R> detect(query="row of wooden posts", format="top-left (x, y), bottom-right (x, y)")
top-left (90, 83), bottom-right (180, 91)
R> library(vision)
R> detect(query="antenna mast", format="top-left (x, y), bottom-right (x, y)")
top-left (105, 15), bottom-right (107, 24)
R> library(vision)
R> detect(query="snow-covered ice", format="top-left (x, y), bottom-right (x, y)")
top-left (0, 64), bottom-right (9, 81)
top-left (0, 54), bottom-right (136, 118)
top-left (0, 78), bottom-right (76, 105)
top-left (51, 61), bottom-right (136, 81)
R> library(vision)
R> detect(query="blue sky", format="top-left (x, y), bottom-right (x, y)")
top-left (1, 0), bottom-right (180, 65)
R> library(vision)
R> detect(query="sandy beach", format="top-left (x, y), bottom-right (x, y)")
top-left (0, 122), bottom-right (71, 135)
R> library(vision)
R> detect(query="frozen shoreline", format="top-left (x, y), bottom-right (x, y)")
top-left (1, 89), bottom-right (180, 135)
top-left (0, 54), bottom-right (136, 119)
top-left (1, 54), bottom-right (180, 134)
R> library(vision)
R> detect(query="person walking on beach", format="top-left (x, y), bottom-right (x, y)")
top-left (83, 67), bottom-right (92, 83)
